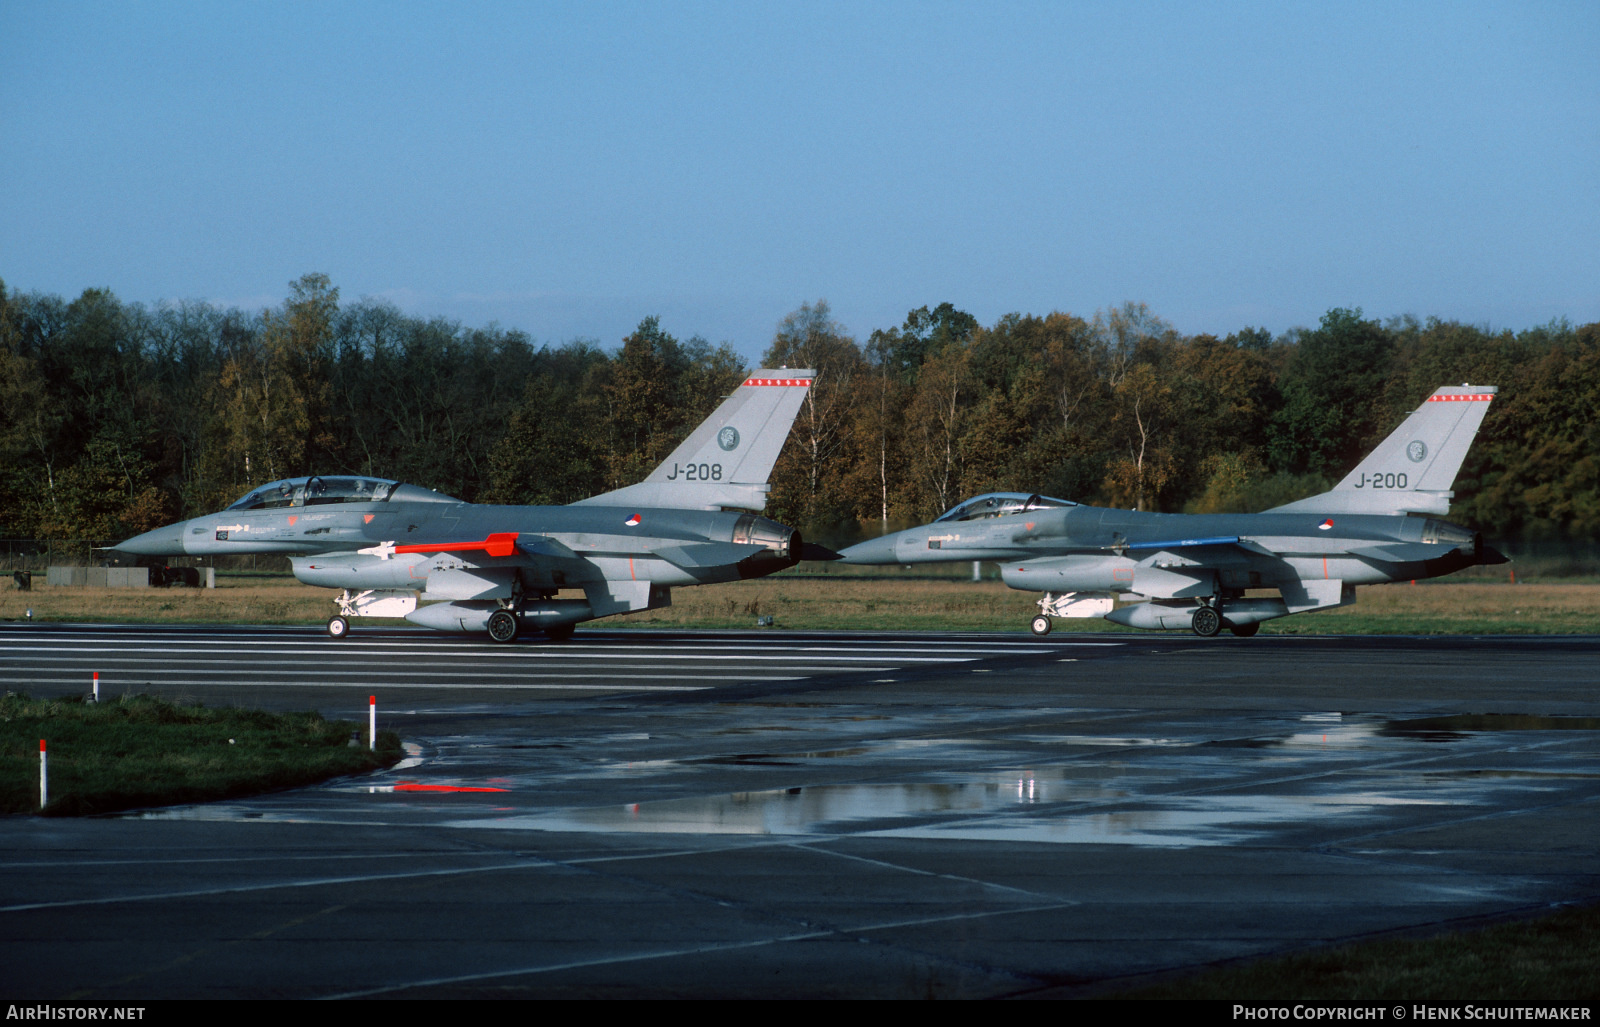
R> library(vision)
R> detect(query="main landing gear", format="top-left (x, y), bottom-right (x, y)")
top-left (487, 609), bottom-right (519, 644)
top-left (1190, 599), bottom-right (1260, 637)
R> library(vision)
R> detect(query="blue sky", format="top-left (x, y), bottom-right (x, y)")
top-left (3, 1), bottom-right (1595, 362)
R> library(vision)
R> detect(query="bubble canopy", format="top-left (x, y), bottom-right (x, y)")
top-left (225, 476), bottom-right (459, 510)
top-left (933, 492), bottom-right (1076, 523)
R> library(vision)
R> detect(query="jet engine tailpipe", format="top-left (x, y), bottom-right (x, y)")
top-left (732, 513), bottom-right (801, 576)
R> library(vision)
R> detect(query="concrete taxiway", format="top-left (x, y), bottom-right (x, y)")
top-left (2, 624), bottom-right (1597, 998)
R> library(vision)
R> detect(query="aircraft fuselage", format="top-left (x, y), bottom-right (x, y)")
top-left (845, 505), bottom-right (1485, 595)
top-left (120, 500), bottom-right (798, 590)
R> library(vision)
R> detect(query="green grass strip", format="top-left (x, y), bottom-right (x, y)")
top-left (1, 693), bottom-right (402, 816)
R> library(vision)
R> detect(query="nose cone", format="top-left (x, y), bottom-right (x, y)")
top-left (837, 533), bottom-right (903, 565)
top-left (114, 521), bottom-right (188, 556)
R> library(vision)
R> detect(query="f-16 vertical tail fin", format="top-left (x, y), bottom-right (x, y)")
top-left (1267, 384), bottom-right (1496, 517)
top-left (574, 369), bottom-right (815, 512)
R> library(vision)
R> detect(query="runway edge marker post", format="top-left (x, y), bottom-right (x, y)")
top-left (369, 696), bottom-right (376, 751)
top-left (39, 740), bottom-right (47, 809)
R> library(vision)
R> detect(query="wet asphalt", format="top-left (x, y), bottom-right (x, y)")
top-left (2, 625), bottom-right (1597, 998)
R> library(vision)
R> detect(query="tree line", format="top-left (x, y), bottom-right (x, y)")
top-left (1, 273), bottom-right (1595, 550)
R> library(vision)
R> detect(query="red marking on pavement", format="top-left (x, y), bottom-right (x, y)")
top-left (393, 781), bottom-right (509, 793)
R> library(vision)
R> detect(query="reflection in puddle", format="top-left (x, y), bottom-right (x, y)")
top-left (391, 742), bottom-right (427, 771)
top-left (872, 792), bottom-right (1459, 847)
top-left (1385, 714), bottom-right (1600, 736)
top-left (448, 770), bottom-right (1465, 847)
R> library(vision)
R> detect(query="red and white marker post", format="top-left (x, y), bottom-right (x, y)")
top-left (39, 740), bottom-right (47, 809)
top-left (92, 671), bottom-right (99, 703)
top-left (369, 695), bottom-right (376, 751)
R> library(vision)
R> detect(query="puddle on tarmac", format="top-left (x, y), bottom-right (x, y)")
top-left (1204, 714), bottom-right (1570, 750)
top-left (1384, 714), bottom-right (1600, 739)
top-left (446, 771), bottom-right (1465, 846)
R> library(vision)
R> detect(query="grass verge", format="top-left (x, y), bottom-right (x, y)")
top-left (5, 574), bottom-right (1597, 634)
top-left (1111, 902), bottom-right (1600, 1000)
top-left (1, 693), bottom-right (403, 816)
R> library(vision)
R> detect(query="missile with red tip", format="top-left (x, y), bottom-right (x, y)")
top-left (360, 532), bottom-right (521, 560)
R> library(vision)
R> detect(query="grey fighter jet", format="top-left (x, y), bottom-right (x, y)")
top-left (835, 385), bottom-right (1506, 637)
top-left (116, 370), bottom-right (817, 641)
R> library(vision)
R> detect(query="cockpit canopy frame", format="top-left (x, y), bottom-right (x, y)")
top-left (934, 492), bottom-right (1076, 523)
top-left (225, 476), bottom-right (457, 510)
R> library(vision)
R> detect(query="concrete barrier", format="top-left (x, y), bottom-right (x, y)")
top-left (46, 566), bottom-right (150, 588)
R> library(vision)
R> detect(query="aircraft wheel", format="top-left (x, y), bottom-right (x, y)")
top-left (1030, 614), bottom-right (1053, 636)
top-left (327, 616), bottom-right (351, 640)
top-left (1191, 605), bottom-right (1222, 637)
top-left (544, 624), bottom-right (575, 642)
top-left (1229, 621), bottom-right (1260, 638)
top-left (487, 609), bottom-right (519, 644)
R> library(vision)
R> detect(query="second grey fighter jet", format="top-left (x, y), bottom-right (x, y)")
top-left (836, 384), bottom-right (1506, 637)
top-left (116, 370), bottom-right (816, 641)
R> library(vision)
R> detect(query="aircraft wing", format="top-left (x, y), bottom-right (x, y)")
top-left (1115, 536), bottom-right (1276, 566)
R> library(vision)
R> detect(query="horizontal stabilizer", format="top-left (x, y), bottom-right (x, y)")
top-left (655, 542), bottom-right (768, 569)
top-left (1349, 542), bottom-right (1454, 563)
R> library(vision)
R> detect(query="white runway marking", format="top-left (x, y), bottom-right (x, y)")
top-left (0, 632), bottom-right (1126, 694)
top-left (5, 645), bottom-right (979, 663)
top-left (322, 900), bottom-right (1083, 999)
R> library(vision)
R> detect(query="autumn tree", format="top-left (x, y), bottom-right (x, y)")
top-left (762, 301), bottom-right (864, 533)
top-left (1267, 307), bottom-right (1395, 476)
